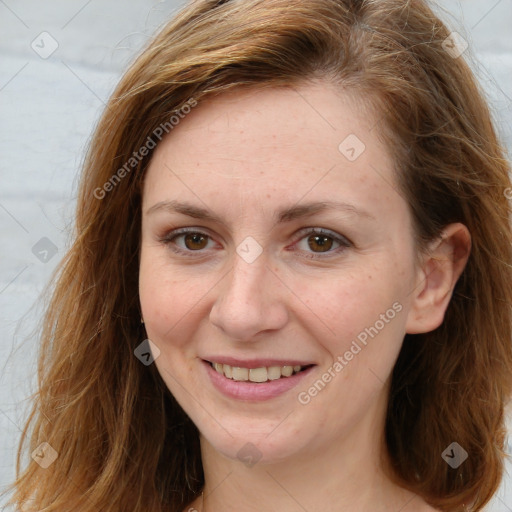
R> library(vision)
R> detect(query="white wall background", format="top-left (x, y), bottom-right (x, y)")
top-left (0, 0), bottom-right (511, 510)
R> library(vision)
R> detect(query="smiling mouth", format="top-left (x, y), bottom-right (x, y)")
top-left (206, 360), bottom-right (315, 383)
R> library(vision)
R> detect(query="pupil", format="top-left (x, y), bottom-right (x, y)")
top-left (309, 235), bottom-right (332, 252)
top-left (186, 233), bottom-right (206, 250)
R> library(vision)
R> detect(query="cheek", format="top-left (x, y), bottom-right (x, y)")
top-left (293, 264), bottom-right (408, 380)
top-left (297, 270), bottom-right (393, 337)
top-left (138, 248), bottom-right (214, 346)
top-left (139, 250), bottom-right (181, 339)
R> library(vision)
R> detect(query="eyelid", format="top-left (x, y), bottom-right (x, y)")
top-left (291, 226), bottom-right (352, 247)
top-left (158, 226), bottom-right (352, 258)
top-left (288, 227), bottom-right (352, 258)
top-left (158, 227), bottom-right (219, 254)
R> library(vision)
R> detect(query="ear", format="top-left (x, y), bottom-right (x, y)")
top-left (405, 223), bottom-right (471, 334)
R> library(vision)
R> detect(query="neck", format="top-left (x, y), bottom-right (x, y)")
top-left (196, 389), bottom-right (420, 512)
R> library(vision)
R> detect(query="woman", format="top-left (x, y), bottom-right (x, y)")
top-left (4, 0), bottom-right (511, 511)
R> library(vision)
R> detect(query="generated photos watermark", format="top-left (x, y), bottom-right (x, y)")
top-left (297, 301), bottom-right (403, 405)
top-left (94, 97), bottom-right (197, 200)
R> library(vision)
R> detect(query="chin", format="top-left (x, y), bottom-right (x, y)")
top-left (200, 424), bottom-right (310, 467)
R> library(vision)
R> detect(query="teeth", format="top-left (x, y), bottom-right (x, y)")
top-left (232, 367), bottom-right (248, 381)
top-left (211, 362), bottom-right (305, 382)
top-left (223, 364), bottom-right (233, 379)
top-left (249, 367), bottom-right (267, 383)
top-left (267, 366), bottom-right (282, 380)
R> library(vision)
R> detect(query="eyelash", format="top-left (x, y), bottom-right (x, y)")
top-left (158, 227), bottom-right (352, 259)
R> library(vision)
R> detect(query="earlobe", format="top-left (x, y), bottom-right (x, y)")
top-left (405, 223), bottom-right (471, 335)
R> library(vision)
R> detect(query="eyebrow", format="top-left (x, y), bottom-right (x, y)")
top-left (145, 199), bottom-right (376, 224)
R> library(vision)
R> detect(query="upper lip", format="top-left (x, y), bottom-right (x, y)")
top-left (202, 357), bottom-right (316, 368)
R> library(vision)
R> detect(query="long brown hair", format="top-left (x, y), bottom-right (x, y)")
top-left (4, 0), bottom-right (511, 510)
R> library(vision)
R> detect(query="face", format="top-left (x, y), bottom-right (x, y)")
top-left (139, 80), bottom-right (422, 465)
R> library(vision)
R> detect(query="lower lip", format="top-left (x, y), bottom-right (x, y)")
top-left (202, 359), bottom-right (316, 401)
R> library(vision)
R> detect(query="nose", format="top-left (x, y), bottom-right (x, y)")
top-left (209, 250), bottom-right (289, 341)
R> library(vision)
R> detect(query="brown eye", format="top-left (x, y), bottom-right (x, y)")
top-left (160, 228), bottom-right (216, 255)
top-left (182, 232), bottom-right (209, 250)
top-left (293, 228), bottom-right (351, 258)
top-left (161, 227), bottom-right (351, 259)
top-left (307, 234), bottom-right (334, 253)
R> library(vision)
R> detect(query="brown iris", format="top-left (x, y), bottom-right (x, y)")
top-left (307, 234), bottom-right (333, 253)
top-left (183, 233), bottom-right (208, 250)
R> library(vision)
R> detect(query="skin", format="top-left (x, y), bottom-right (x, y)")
top-left (139, 79), bottom-right (471, 512)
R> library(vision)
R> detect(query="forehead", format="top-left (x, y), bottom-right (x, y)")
top-left (143, 81), bottom-right (404, 221)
